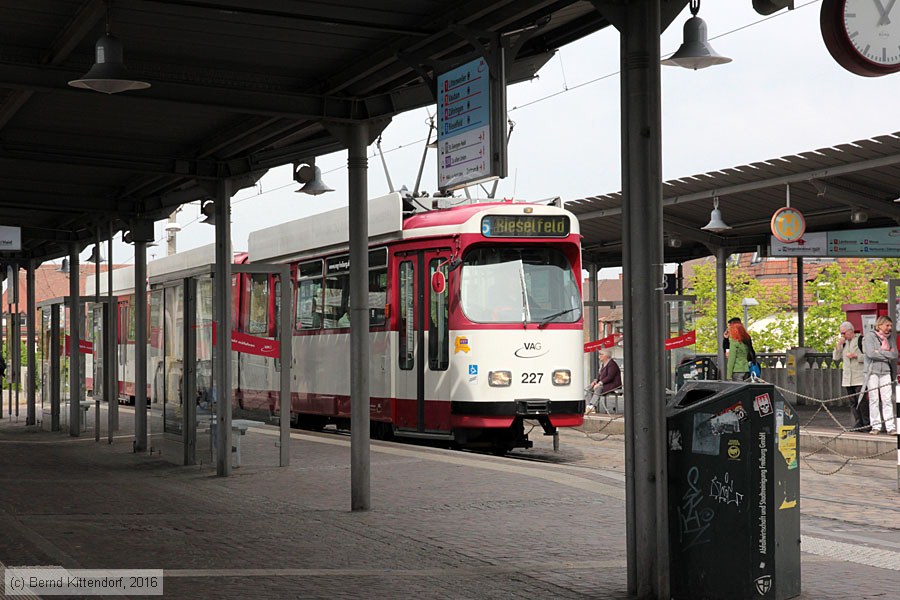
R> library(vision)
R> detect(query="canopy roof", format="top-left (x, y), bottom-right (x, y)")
top-left (568, 132), bottom-right (900, 266)
top-left (0, 0), bottom-right (614, 262)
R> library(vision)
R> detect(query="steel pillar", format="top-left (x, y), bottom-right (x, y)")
top-left (108, 224), bottom-right (118, 434)
top-left (214, 179), bottom-right (233, 476)
top-left (50, 304), bottom-right (60, 431)
top-left (618, 2), bottom-right (668, 597)
top-left (134, 240), bottom-right (148, 451)
top-left (588, 262), bottom-right (599, 382)
top-left (26, 260), bottom-right (35, 426)
top-left (347, 124), bottom-right (371, 511)
top-left (69, 244), bottom-right (81, 436)
top-left (716, 247), bottom-right (727, 376)
top-left (796, 257), bottom-right (805, 347)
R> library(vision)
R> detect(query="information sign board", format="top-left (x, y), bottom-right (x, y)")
top-left (437, 57), bottom-right (500, 192)
top-left (0, 226), bottom-right (21, 251)
top-left (769, 226), bottom-right (900, 257)
top-left (827, 227), bottom-right (900, 257)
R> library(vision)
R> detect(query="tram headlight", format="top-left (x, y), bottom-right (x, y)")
top-left (552, 369), bottom-right (571, 386)
top-left (488, 370), bottom-right (512, 387)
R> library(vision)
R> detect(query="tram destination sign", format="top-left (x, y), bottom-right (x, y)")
top-left (481, 215), bottom-right (569, 238)
top-left (769, 226), bottom-right (900, 257)
top-left (437, 55), bottom-right (507, 192)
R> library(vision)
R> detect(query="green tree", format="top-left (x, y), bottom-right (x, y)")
top-left (688, 261), bottom-right (795, 353)
top-left (804, 258), bottom-right (900, 351)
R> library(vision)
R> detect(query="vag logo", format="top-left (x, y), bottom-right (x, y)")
top-left (515, 342), bottom-right (548, 358)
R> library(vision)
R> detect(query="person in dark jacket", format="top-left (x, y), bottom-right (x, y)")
top-left (591, 348), bottom-right (622, 394)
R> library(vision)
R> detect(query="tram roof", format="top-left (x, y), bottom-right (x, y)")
top-left (0, 0), bottom-right (614, 264)
top-left (568, 132), bottom-right (900, 267)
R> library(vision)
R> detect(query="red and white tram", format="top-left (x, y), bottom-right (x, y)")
top-left (89, 193), bottom-right (586, 452)
top-left (242, 192), bottom-right (585, 451)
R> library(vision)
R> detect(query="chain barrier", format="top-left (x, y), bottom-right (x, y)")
top-left (758, 376), bottom-right (897, 475)
top-left (577, 379), bottom-right (896, 476)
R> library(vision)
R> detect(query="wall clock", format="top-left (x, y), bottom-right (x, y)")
top-left (821, 0), bottom-right (900, 76)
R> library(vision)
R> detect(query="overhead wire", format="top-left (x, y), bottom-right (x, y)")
top-left (116, 2), bottom-right (815, 264)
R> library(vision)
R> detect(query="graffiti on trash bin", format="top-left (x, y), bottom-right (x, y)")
top-left (709, 472), bottom-right (744, 507)
top-left (678, 466), bottom-right (715, 549)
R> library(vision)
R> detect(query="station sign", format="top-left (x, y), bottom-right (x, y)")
top-left (436, 55), bottom-right (507, 192)
top-left (769, 226), bottom-right (900, 257)
top-left (0, 226), bottom-right (21, 251)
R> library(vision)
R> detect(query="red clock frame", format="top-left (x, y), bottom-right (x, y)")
top-left (820, 0), bottom-right (900, 77)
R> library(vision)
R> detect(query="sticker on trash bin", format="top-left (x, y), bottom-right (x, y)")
top-left (777, 425), bottom-right (798, 470)
top-left (727, 439), bottom-right (741, 460)
top-left (753, 393), bottom-right (773, 417)
top-left (668, 430), bottom-right (683, 451)
top-left (718, 401), bottom-right (748, 422)
top-left (708, 411), bottom-right (741, 435)
top-left (691, 413), bottom-right (720, 456)
top-left (754, 575), bottom-right (772, 595)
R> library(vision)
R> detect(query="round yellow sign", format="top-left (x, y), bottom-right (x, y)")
top-left (771, 207), bottom-right (806, 243)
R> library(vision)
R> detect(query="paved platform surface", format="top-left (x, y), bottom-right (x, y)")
top-left (0, 398), bottom-right (899, 599)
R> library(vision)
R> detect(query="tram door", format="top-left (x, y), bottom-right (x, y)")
top-left (395, 249), bottom-right (452, 433)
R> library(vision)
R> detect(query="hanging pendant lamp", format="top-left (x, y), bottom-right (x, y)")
top-left (662, 0), bottom-right (732, 70)
top-left (68, 3), bottom-right (150, 94)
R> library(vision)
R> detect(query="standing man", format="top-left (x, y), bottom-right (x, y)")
top-left (834, 321), bottom-right (869, 432)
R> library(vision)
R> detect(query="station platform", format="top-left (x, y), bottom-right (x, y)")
top-left (1, 398), bottom-right (899, 599)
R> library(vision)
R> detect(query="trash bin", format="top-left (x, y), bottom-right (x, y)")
top-left (674, 356), bottom-right (719, 391)
top-left (667, 380), bottom-right (800, 600)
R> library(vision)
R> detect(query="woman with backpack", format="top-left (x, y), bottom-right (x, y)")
top-left (832, 321), bottom-right (869, 432)
top-left (726, 321), bottom-right (753, 381)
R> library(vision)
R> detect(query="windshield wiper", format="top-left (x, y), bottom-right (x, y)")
top-left (538, 307), bottom-right (579, 329)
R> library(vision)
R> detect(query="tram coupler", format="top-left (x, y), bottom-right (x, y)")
top-left (536, 417), bottom-right (560, 451)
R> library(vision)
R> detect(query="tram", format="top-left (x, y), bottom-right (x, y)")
top-left (242, 192), bottom-right (585, 451)
top-left (87, 192), bottom-right (586, 452)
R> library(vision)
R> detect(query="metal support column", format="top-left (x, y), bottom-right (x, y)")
top-left (69, 244), bottom-right (81, 436)
top-left (796, 257), bottom-right (805, 348)
top-left (618, 2), bottom-right (668, 597)
top-left (214, 178), bottom-right (233, 476)
top-left (50, 305), bottom-right (60, 431)
top-left (134, 240), bottom-right (148, 451)
top-left (588, 262), bottom-right (599, 382)
top-left (279, 266), bottom-right (291, 467)
top-left (108, 224), bottom-right (118, 434)
top-left (26, 260), bottom-right (35, 426)
top-left (716, 247), bottom-right (727, 377)
top-left (184, 277), bottom-right (197, 465)
top-left (348, 123), bottom-right (371, 511)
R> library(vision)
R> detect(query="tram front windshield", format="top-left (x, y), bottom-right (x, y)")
top-left (461, 247), bottom-right (581, 324)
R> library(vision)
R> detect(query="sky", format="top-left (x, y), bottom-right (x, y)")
top-left (92, 1), bottom-right (900, 268)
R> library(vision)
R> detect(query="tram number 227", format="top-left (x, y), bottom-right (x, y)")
top-left (521, 373), bottom-right (544, 384)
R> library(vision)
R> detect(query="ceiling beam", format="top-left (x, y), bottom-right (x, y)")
top-left (0, 62), bottom-right (433, 122)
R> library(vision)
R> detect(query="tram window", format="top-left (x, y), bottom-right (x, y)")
top-left (128, 296), bottom-right (136, 342)
top-left (296, 279), bottom-right (324, 330)
top-left (247, 274), bottom-right (269, 335)
top-left (399, 261), bottom-right (414, 370)
top-left (369, 268), bottom-right (387, 326)
top-left (428, 258), bottom-right (449, 371)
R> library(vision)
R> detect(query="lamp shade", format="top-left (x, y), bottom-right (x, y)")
top-left (68, 34), bottom-right (150, 94)
top-left (87, 246), bottom-right (106, 263)
top-left (661, 16), bottom-right (732, 70)
top-left (57, 258), bottom-right (70, 274)
top-left (295, 165), bottom-right (334, 196)
top-left (701, 199), bottom-right (731, 232)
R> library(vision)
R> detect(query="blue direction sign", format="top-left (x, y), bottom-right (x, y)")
top-left (828, 227), bottom-right (900, 257)
top-left (437, 57), bottom-right (494, 191)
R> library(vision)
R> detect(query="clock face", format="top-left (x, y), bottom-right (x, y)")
top-left (821, 0), bottom-right (900, 76)
top-left (843, 0), bottom-right (900, 66)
